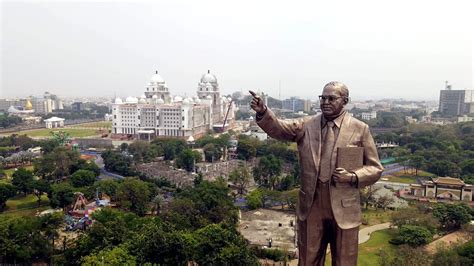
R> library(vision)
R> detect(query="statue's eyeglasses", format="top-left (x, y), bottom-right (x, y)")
top-left (318, 95), bottom-right (343, 102)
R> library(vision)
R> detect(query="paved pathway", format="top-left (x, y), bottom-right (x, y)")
top-left (358, 222), bottom-right (392, 244)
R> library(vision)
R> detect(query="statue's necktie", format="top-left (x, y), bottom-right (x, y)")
top-left (319, 121), bottom-right (335, 182)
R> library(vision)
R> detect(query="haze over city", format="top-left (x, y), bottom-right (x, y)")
top-left (1, 0), bottom-right (472, 101)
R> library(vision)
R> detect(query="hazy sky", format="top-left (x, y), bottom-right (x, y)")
top-left (1, 0), bottom-right (472, 101)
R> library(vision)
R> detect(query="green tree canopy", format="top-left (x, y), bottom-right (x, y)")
top-left (433, 203), bottom-right (472, 230)
top-left (117, 178), bottom-right (152, 216)
top-left (70, 169), bottom-right (97, 188)
top-left (0, 183), bottom-right (16, 211)
top-left (49, 182), bottom-right (75, 209)
top-left (175, 149), bottom-right (202, 172)
top-left (12, 167), bottom-right (34, 194)
top-left (82, 246), bottom-right (137, 266)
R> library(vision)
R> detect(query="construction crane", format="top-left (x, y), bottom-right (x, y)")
top-left (221, 99), bottom-right (233, 132)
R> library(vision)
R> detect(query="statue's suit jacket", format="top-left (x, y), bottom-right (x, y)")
top-left (257, 109), bottom-right (383, 229)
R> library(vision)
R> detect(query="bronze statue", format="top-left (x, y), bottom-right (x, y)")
top-left (250, 82), bottom-right (383, 266)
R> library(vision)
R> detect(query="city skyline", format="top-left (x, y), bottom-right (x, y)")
top-left (1, 0), bottom-right (472, 101)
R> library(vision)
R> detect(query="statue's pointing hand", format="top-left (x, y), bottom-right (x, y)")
top-left (249, 90), bottom-right (266, 114)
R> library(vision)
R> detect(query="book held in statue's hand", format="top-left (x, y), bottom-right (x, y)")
top-left (337, 146), bottom-right (364, 172)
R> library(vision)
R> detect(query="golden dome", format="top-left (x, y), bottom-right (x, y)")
top-left (25, 100), bottom-right (33, 110)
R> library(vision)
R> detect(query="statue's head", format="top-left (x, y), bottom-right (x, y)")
top-left (319, 81), bottom-right (349, 119)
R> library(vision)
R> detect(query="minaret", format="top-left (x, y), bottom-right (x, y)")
top-left (197, 70), bottom-right (222, 123)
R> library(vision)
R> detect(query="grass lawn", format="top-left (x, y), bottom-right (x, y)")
top-left (1, 194), bottom-right (50, 218)
top-left (325, 228), bottom-right (398, 266)
top-left (11, 128), bottom-right (100, 138)
top-left (0, 165), bottom-right (34, 183)
top-left (6, 194), bottom-right (50, 209)
top-left (69, 121), bottom-right (112, 129)
top-left (383, 169), bottom-right (434, 184)
top-left (383, 175), bottom-right (417, 184)
top-left (358, 229), bottom-right (398, 266)
top-left (361, 209), bottom-right (395, 228)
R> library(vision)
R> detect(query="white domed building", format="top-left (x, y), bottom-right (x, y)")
top-left (111, 70), bottom-right (235, 140)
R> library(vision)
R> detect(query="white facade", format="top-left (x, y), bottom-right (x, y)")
top-left (112, 71), bottom-right (236, 139)
top-left (360, 111), bottom-right (377, 120)
top-left (44, 117), bottom-right (65, 128)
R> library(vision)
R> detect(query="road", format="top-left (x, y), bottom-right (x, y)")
top-left (358, 222), bottom-right (392, 244)
top-left (81, 151), bottom-right (124, 180)
top-left (381, 163), bottom-right (404, 176)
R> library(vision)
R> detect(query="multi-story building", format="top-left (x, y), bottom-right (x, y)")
top-left (282, 97), bottom-right (306, 112)
top-left (111, 70), bottom-right (235, 139)
top-left (360, 111), bottom-right (377, 120)
top-left (0, 98), bottom-right (29, 111)
top-left (439, 81), bottom-right (474, 116)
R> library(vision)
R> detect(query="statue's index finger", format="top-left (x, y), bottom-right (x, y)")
top-left (249, 90), bottom-right (257, 98)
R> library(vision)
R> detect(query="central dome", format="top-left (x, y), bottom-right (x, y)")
top-left (150, 70), bottom-right (165, 83)
top-left (200, 70), bottom-right (217, 83)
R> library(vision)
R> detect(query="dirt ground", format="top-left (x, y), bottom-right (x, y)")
top-left (239, 208), bottom-right (297, 251)
top-left (425, 231), bottom-right (471, 254)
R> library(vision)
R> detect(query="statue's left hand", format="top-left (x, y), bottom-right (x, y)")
top-left (332, 168), bottom-right (353, 183)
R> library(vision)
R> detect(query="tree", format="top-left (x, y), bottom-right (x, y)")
top-left (82, 246), bottom-right (137, 266)
top-left (246, 189), bottom-right (264, 210)
top-left (374, 195), bottom-right (395, 211)
top-left (392, 225), bottom-right (433, 247)
top-left (120, 142), bottom-right (129, 152)
top-left (253, 155), bottom-right (282, 189)
top-left (175, 149), bottom-right (201, 172)
top-left (0, 213), bottom-right (63, 264)
top-left (128, 140), bottom-right (160, 163)
top-left (457, 240), bottom-right (474, 265)
top-left (34, 146), bottom-right (81, 182)
top-left (229, 165), bottom-right (252, 194)
top-left (407, 154), bottom-right (425, 176)
top-left (70, 159), bottom-right (101, 176)
top-left (460, 159), bottom-right (474, 177)
top-left (433, 203), bottom-right (472, 230)
top-left (390, 207), bottom-right (439, 234)
top-left (171, 180), bottom-right (237, 229)
top-left (49, 182), bottom-right (75, 209)
top-left (70, 169), bottom-right (97, 187)
top-left (0, 183), bottom-right (16, 211)
top-left (236, 138), bottom-right (257, 160)
top-left (203, 143), bottom-right (222, 162)
top-left (151, 194), bottom-right (164, 215)
top-left (93, 179), bottom-right (120, 201)
top-left (101, 150), bottom-right (135, 176)
top-left (387, 245), bottom-right (432, 266)
top-left (117, 178), bottom-right (152, 216)
top-left (194, 223), bottom-right (259, 265)
top-left (278, 174), bottom-right (295, 191)
top-left (359, 185), bottom-right (380, 209)
top-left (12, 167), bottom-right (34, 194)
top-left (30, 179), bottom-right (51, 206)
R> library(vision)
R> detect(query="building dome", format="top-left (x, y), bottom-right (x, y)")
top-left (200, 70), bottom-right (217, 83)
top-left (152, 95), bottom-right (158, 99)
top-left (183, 98), bottom-right (190, 105)
top-left (194, 98), bottom-right (201, 104)
top-left (25, 100), bottom-right (33, 110)
top-left (227, 97), bottom-right (232, 102)
top-left (174, 96), bottom-right (183, 102)
top-left (140, 94), bottom-right (146, 99)
top-left (125, 96), bottom-right (138, 103)
top-left (157, 98), bottom-right (164, 104)
top-left (138, 98), bottom-right (146, 104)
top-left (114, 98), bottom-right (123, 104)
top-left (206, 95), bottom-right (212, 100)
top-left (150, 70), bottom-right (165, 83)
